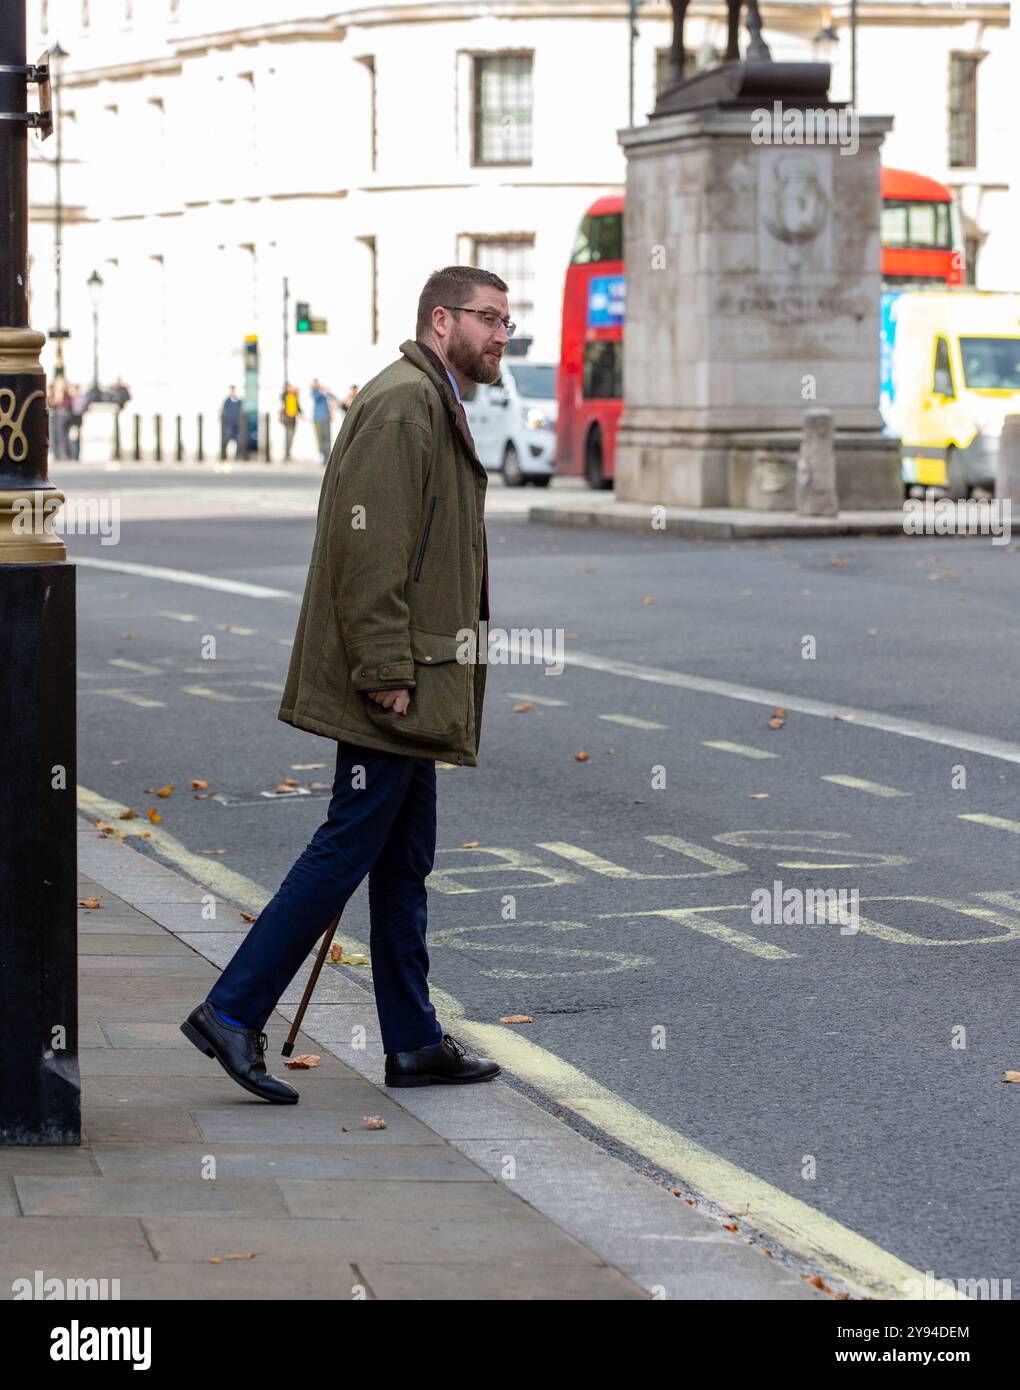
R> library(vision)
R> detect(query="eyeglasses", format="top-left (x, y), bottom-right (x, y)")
top-left (442, 305), bottom-right (516, 338)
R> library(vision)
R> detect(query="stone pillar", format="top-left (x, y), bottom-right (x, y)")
top-left (995, 414), bottom-right (1020, 502)
top-left (615, 101), bottom-right (902, 510)
top-left (797, 408), bottom-right (838, 515)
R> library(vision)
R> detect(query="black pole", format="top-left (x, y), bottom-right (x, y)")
top-left (196, 412), bottom-right (204, 462)
top-left (263, 409), bottom-right (270, 462)
top-left (113, 408), bottom-right (121, 461)
top-left (132, 412), bottom-right (140, 460)
top-left (175, 413), bottom-right (182, 462)
top-left (154, 412), bottom-right (162, 462)
top-left (0, 0), bottom-right (80, 1145)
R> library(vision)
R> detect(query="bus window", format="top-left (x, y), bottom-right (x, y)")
top-left (933, 337), bottom-right (956, 398)
top-left (583, 341), bottom-right (622, 399)
top-left (570, 213), bottom-right (623, 266)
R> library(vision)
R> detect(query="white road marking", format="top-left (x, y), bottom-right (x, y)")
top-left (821, 776), bottom-right (911, 798)
top-left (959, 814), bottom-right (1020, 834)
top-left (75, 556), bottom-right (296, 599)
top-left (598, 713), bottom-right (667, 730)
top-left (703, 740), bottom-right (778, 760)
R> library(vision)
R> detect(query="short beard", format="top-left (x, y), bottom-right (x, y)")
top-left (446, 323), bottom-right (502, 385)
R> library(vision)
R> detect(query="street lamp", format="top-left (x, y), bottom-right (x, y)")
top-left (86, 266), bottom-right (102, 393)
top-left (49, 40), bottom-right (67, 380)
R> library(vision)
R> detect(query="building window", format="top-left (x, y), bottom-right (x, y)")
top-left (949, 54), bottom-right (979, 167)
top-left (355, 56), bottom-right (377, 172)
top-left (473, 55), bottom-right (533, 166)
top-left (470, 236), bottom-right (534, 337)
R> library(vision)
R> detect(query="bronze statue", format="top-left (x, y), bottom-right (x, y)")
top-left (666, 0), bottom-right (772, 88)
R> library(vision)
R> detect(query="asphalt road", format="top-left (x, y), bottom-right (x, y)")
top-left (67, 486), bottom-right (1020, 1294)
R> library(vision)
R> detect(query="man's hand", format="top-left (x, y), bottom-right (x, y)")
top-left (366, 688), bottom-right (411, 716)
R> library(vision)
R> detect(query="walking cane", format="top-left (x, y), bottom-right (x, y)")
top-left (281, 909), bottom-right (342, 1057)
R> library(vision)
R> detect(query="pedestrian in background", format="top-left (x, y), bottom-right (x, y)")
top-left (279, 382), bottom-right (301, 462)
top-left (341, 383), bottom-right (359, 415)
top-left (109, 376), bottom-right (131, 411)
top-left (48, 378), bottom-right (70, 460)
top-left (310, 378), bottom-right (333, 464)
top-left (68, 383), bottom-right (89, 461)
top-left (221, 385), bottom-right (245, 461)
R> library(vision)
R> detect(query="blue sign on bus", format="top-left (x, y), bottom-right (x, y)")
top-left (587, 275), bottom-right (625, 328)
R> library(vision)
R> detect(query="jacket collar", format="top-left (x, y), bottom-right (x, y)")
top-left (400, 338), bottom-right (486, 479)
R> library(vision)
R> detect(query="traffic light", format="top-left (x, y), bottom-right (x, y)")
top-left (295, 301), bottom-right (311, 333)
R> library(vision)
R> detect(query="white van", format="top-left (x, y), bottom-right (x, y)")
top-left (462, 361), bottom-right (557, 486)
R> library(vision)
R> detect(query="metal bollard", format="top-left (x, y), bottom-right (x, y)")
top-left (175, 415), bottom-right (183, 462)
top-left (197, 414), bottom-right (204, 462)
top-left (154, 414), bottom-right (162, 463)
top-left (113, 411), bottom-right (121, 462)
top-left (263, 411), bottom-right (271, 463)
top-left (133, 413), bottom-right (141, 462)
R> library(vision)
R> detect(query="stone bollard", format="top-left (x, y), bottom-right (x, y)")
top-left (994, 414), bottom-right (1020, 502)
top-left (797, 408), bottom-right (838, 517)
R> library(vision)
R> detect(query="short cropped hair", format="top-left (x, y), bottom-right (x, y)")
top-left (416, 265), bottom-right (509, 339)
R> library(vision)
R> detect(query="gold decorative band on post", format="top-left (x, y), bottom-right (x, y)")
top-left (0, 326), bottom-right (47, 375)
top-left (0, 490), bottom-right (68, 563)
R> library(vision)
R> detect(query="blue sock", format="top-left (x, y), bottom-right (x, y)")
top-left (421, 1037), bottom-right (444, 1050)
top-left (212, 1004), bottom-right (250, 1029)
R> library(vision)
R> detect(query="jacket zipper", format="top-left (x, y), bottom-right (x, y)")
top-left (413, 496), bottom-right (438, 582)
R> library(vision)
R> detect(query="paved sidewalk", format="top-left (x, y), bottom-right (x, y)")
top-left (0, 817), bottom-right (828, 1301)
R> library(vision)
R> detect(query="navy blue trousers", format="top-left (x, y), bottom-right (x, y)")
top-left (206, 741), bottom-right (442, 1054)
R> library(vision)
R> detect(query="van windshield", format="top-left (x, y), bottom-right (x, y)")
top-left (958, 337), bottom-right (1020, 390)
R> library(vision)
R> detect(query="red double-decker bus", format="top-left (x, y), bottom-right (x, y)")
top-left (557, 170), bottom-right (964, 488)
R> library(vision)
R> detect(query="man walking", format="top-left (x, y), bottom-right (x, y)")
top-left (182, 266), bottom-right (513, 1101)
top-left (279, 381), bottom-right (301, 462)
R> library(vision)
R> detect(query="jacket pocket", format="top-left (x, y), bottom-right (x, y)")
top-left (413, 496), bottom-right (438, 582)
top-left (363, 627), bottom-right (470, 746)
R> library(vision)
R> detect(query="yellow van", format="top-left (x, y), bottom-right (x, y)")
top-left (879, 290), bottom-right (1020, 496)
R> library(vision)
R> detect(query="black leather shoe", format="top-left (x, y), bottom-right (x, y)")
top-left (180, 1001), bottom-right (299, 1104)
top-left (384, 1032), bottom-right (500, 1087)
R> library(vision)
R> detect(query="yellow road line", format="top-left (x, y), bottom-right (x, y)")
top-left (821, 776), bottom-right (911, 798)
top-left (76, 781), bottom-right (962, 1301)
top-left (703, 740), bottom-right (778, 760)
top-left (959, 813), bottom-right (1020, 834)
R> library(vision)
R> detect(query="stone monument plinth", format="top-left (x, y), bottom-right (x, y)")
top-left (615, 80), bottom-right (902, 510)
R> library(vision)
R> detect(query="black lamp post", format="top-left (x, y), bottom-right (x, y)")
top-left (0, 0), bottom-right (80, 1146)
top-left (49, 40), bottom-right (67, 380)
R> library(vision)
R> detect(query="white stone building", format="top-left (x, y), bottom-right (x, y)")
top-left (24, 0), bottom-right (1014, 458)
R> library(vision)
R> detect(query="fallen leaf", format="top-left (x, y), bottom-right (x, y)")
top-left (223, 1251), bottom-right (256, 1261)
top-left (574, 751), bottom-right (590, 762)
top-left (582, 566), bottom-right (596, 573)
top-left (643, 595), bottom-right (655, 604)
top-left (292, 762), bottom-right (326, 770)
top-left (199, 848), bottom-right (226, 855)
top-left (191, 778), bottom-right (209, 790)
top-left (338, 953), bottom-right (369, 965)
top-left (500, 1014), bottom-right (534, 1024)
top-left (145, 808), bottom-right (162, 823)
top-left (208, 1257), bottom-right (221, 1264)
top-left (78, 897), bottom-right (103, 909)
top-left (193, 791), bottom-right (214, 799)
top-left (118, 809), bottom-right (137, 820)
top-left (329, 942), bottom-right (343, 963)
top-left (633, 799), bottom-right (647, 804)
top-left (768, 718), bottom-right (785, 730)
top-left (284, 1054), bottom-right (320, 1069)
top-left (929, 570), bottom-right (957, 581)
top-left (139, 831), bottom-right (151, 839)
top-left (280, 777), bottom-right (299, 785)
top-left (1002, 1071), bottom-right (1020, 1083)
top-left (154, 784), bottom-right (174, 798)
top-left (750, 792), bottom-right (769, 799)
top-left (111, 759), bottom-right (128, 765)
top-left (362, 1115), bottom-right (387, 1130)
top-left (512, 701), bottom-right (533, 713)
top-left (274, 783), bottom-right (298, 794)
top-left (462, 838), bottom-right (479, 848)
top-left (772, 707), bottom-right (787, 717)
top-left (95, 819), bottom-right (117, 837)
top-left (239, 911), bottom-right (256, 924)
top-left (722, 1222), bottom-right (738, 1232)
